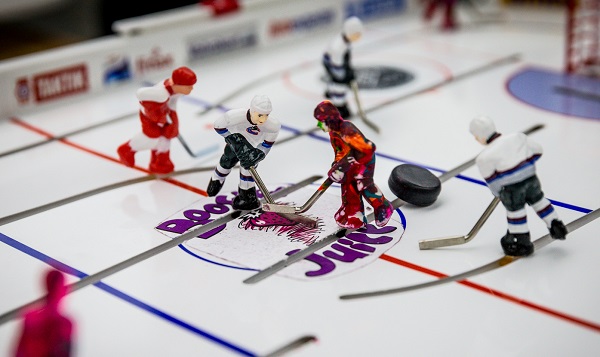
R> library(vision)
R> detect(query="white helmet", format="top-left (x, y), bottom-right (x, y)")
top-left (469, 115), bottom-right (496, 141)
top-left (250, 94), bottom-right (272, 114)
top-left (343, 16), bottom-right (363, 37)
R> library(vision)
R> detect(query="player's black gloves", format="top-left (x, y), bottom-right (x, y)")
top-left (225, 133), bottom-right (265, 169)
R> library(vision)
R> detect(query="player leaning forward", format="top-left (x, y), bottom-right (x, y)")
top-left (315, 100), bottom-right (393, 229)
top-left (117, 66), bottom-right (197, 174)
top-left (206, 95), bottom-right (280, 210)
top-left (470, 115), bottom-right (567, 257)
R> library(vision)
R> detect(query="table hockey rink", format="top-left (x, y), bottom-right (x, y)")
top-left (1, 5), bottom-right (600, 357)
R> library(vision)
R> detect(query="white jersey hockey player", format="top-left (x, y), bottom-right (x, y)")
top-left (206, 95), bottom-right (281, 210)
top-left (322, 16), bottom-right (363, 119)
top-left (470, 115), bottom-right (567, 257)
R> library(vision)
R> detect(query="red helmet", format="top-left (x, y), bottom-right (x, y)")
top-left (172, 66), bottom-right (197, 86)
top-left (313, 100), bottom-right (341, 122)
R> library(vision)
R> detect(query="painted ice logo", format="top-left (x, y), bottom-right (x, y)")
top-left (246, 125), bottom-right (260, 135)
top-left (155, 183), bottom-right (405, 281)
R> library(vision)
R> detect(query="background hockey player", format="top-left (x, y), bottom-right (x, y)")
top-left (117, 66), bottom-right (197, 174)
top-left (206, 95), bottom-right (281, 210)
top-left (13, 269), bottom-right (74, 357)
top-left (314, 100), bottom-right (393, 229)
top-left (423, 0), bottom-right (458, 31)
top-left (322, 16), bottom-right (363, 119)
top-left (470, 115), bottom-right (567, 257)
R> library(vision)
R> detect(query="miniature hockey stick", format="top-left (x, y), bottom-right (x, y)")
top-left (242, 123), bottom-right (545, 285)
top-left (177, 134), bottom-right (219, 158)
top-left (339, 207), bottom-right (600, 300)
top-left (418, 197), bottom-right (500, 249)
top-left (0, 175), bottom-right (321, 326)
top-left (249, 166), bottom-right (318, 226)
top-left (350, 80), bottom-right (380, 133)
top-left (261, 177), bottom-right (333, 214)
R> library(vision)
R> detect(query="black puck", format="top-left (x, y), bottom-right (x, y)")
top-left (388, 164), bottom-right (441, 207)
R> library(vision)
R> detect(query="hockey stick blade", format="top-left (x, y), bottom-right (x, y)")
top-left (249, 167), bottom-right (319, 226)
top-left (340, 208), bottom-right (600, 300)
top-left (262, 178), bottom-right (334, 214)
top-left (419, 197), bottom-right (500, 249)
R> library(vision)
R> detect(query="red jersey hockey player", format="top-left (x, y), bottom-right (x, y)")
top-left (117, 66), bottom-right (197, 174)
top-left (314, 100), bottom-right (393, 229)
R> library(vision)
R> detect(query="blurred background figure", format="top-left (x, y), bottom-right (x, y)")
top-left (13, 269), bottom-right (74, 357)
top-left (423, 0), bottom-right (458, 31)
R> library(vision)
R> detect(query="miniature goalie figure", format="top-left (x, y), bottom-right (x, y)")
top-left (470, 115), bottom-right (567, 257)
top-left (13, 269), bottom-right (74, 357)
top-left (206, 95), bottom-right (280, 210)
top-left (117, 66), bottom-right (197, 174)
top-left (314, 100), bottom-right (393, 229)
top-left (322, 16), bottom-right (363, 119)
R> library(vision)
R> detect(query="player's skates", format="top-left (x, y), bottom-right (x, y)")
top-left (374, 201), bottom-right (393, 227)
top-left (206, 178), bottom-right (224, 197)
top-left (149, 150), bottom-right (174, 174)
top-left (549, 219), bottom-right (567, 240)
top-left (233, 187), bottom-right (260, 210)
top-left (117, 142), bottom-right (136, 167)
top-left (500, 232), bottom-right (534, 257)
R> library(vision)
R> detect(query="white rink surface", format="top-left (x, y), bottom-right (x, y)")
top-left (1, 5), bottom-right (600, 357)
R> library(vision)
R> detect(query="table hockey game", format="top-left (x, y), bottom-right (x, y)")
top-left (1, 2), bottom-right (599, 356)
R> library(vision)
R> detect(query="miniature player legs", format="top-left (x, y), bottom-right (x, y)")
top-left (356, 161), bottom-right (393, 227)
top-left (118, 133), bottom-right (173, 174)
top-left (233, 168), bottom-right (260, 210)
top-left (207, 145), bottom-right (237, 196)
top-left (325, 81), bottom-right (351, 119)
top-left (207, 146), bottom-right (260, 210)
top-left (498, 175), bottom-right (566, 256)
top-left (335, 178), bottom-right (367, 229)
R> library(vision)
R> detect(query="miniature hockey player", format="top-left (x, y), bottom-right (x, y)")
top-left (117, 66), bottom-right (197, 174)
top-left (13, 269), bottom-right (73, 357)
top-left (206, 95), bottom-right (281, 210)
top-left (423, 0), bottom-right (457, 31)
top-left (470, 115), bottom-right (567, 257)
top-left (314, 100), bottom-right (393, 229)
top-left (322, 16), bottom-right (363, 119)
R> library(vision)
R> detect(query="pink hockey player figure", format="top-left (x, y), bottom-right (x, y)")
top-left (423, 0), bottom-right (458, 31)
top-left (322, 16), bottom-right (364, 120)
top-left (314, 100), bottom-right (393, 229)
top-left (13, 269), bottom-right (73, 357)
top-left (470, 115), bottom-right (567, 257)
top-left (117, 66), bottom-right (197, 174)
top-left (206, 95), bottom-right (281, 210)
